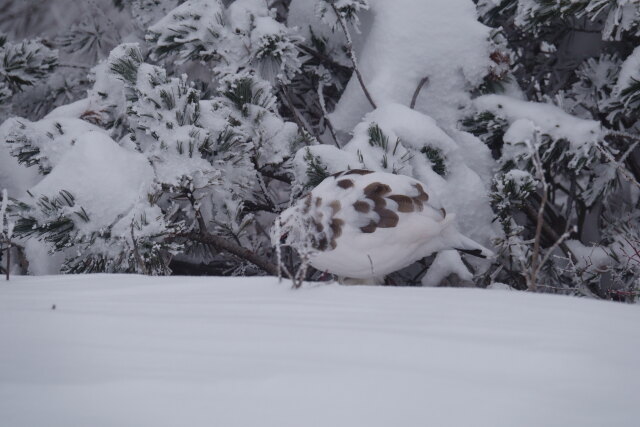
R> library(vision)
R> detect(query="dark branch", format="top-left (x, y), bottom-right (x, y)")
top-left (172, 232), bottom-right (279, 276)
top-left (410, 77), bottom-right (429, 109)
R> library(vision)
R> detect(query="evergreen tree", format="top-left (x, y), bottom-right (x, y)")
top-left (465, 0), bottom-right (640, 298)
top-left (1, 1), bottom-right (303, 276)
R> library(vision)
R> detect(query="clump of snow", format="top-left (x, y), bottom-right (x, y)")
top-left (328, 0), bottom-right (494, 131)
top-left (474, 95), bottom-right (603, 146)
top-left (504, 168), bottom-right (535, 189)
top-left (249, 15), bottom-right (303, 84)
top-left (21, 239), bottom-right (65, 275)
top-left (28, 131), bottom-right (154, 233)
top-left (0, 116), bottom-right (108, 174)
top-left (147, 0), bottom-right (226, 65)
top-left (487, 282), bottom-right (514, 290)
top-left (226, 0), bottom-right (271, 33)
top-left (148, 0), bottom-right (302, 83)
top-left (474, 95), bottom-right (604, 167)
top-left (615, 45), bottom-right (640, 99)
top-left (421, 250), bottom-right (472, 286)
top-left (287, 0), bottom-right (352, 68)
top-left (0, 142), bottom-right (40, 197)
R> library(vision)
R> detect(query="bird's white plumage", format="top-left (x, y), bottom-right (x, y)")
top-left (273, 170), bottom-right (492, 280)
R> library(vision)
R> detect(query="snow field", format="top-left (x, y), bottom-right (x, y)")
top-left (1, 275), bottom-right (639, 427)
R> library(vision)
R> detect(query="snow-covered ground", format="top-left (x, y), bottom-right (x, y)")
top-left (1, 275), bottom-right (639, 427)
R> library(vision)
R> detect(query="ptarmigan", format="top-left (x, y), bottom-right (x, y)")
top-left (272, 170), bottom-right (493, 281)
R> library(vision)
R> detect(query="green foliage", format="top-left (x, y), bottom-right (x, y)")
top-left (109, 45), bottom-right (144, 85)
top-left (473, 0), bottom-right (640, 297)
top-left (12, 190), bottom-right (86, 251)
top-left (0, 36), bottom-right (58, 100)
top-left (421, 146), bottom-right (447, 176)
top-left (461, 112), bottom-right (508, 159)
top-left (367, 123), bottom-right (388, 151)
top-left (303, 147), bottom-right (330, 188)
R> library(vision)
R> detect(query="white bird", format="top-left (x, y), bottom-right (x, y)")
top-left (272, 170), bottom-right (493, 282)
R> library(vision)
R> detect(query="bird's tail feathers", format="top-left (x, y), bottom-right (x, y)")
top-left (435, 219), bottom-right (495, 259)
top-left (452, 232), bottom-right (494, 259)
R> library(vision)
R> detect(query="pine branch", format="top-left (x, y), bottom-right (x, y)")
top-left (280, 86), bottom-right (317, 138)
top-left (598, 132), bottom-right (640, 190)
top-left (173, 232), bottom-right (278, 276)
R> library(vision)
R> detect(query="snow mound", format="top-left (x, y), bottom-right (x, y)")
top-left (474, 94), bottom-right (603, 147)
top-left (29, 132), bottom-right (154, 232)
top-left (329, 0), bottom-right (493, 130)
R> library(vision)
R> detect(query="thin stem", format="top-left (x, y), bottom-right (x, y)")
top-left (410, 77), bottom-right (429, 109)
top-left (596, 142), bottom-right (640, 189)
top-left (528, 138), bottom-right (547, 292)
top-left (330, 4), bottom-right (377, 109)
top-left (5, 241), bottom-right (10, 281)
top-left (280, 87), bottom-right (316, 140)
top-left (317, 80), bottom-right (340, 147)
top-left (130, 223), bottom-right (149, 275)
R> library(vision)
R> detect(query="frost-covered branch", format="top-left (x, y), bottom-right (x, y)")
top-left (1, 189), bottom-right (15, 281)
top-left (599, 131), bottom-right (640, 189)
top-left (328, 3), bottom-right (377, 109)
top-left (527, 140), bottom-right (547, 292)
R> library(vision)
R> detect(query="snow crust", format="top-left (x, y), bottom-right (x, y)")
top-left (1, 275), bottom-right (639, 427)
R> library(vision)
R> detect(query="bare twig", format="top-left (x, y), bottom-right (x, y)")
top-left (298, 45), bottom-right (351, 73)
top-left (600, 131), bottom-right (640, 189)
top-left (330, 4), bottom-right (377, 109)
top-left (273, 218), bottom-right (310, 288)
top-left (534, 229), bottom-right (572, 282)
top-left (410, 77), bottom-right (429, 109)
top-left (6, 239), bottom-right (10, 281)
top-left (280, 87), bottom-right (316, 140)
top-left (317, 80), bottom-right (340, 147)
top-left (528, 138), bottom-right (548, 292)
top-left (130, 223), bottom-right (149, 275)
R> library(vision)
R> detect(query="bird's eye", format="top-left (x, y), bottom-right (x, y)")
top-left (279, 232), bottom-right (289, 244)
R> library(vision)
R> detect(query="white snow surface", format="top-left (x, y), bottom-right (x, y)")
top-left (327, 0), bottom-right (493, 131)
top-left (1, 275), bottom-right (639, 427)
top-left (616, 44), bottom-right (640, 97)
top-left (474, 94), bottom-right (603, 146)
top-left (29, 132), bottom-right (154, 232)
